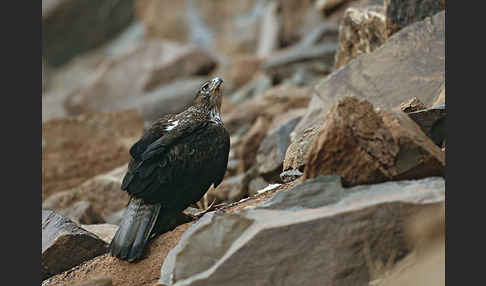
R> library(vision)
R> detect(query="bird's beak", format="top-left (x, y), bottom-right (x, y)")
top-left (210, 77), bottom-right (223, 92)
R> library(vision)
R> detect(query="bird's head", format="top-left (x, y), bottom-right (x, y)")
top-left (194, 77), bottom-right (224, 114)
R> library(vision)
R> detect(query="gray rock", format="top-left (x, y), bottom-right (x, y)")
top-left (256, 116), bottom-right (302, 182)
top-left (158, 176), bottom-right (444, 286)
top-left (56, 201), bottom-right (105, 225)
top-left (286, 12), bottom-right (445, 171)
top-left (385, 0), bottom-right (445, 37)
top-left (406, 103), bottom-right (446, 147)
top-left (42, 0), bottom-right (134, 66)
top-left (64, 41), bottom-right (216, 117)
top-left (279, 169), bottom-right (303, 183)
top-left (247, 176), bottom-right (268, 197)
top-left (42, 210), bottom-right (107, 281)
top-left (80, 224), bottom-right (119, 244)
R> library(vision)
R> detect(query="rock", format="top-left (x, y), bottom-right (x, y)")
top-left (286, 12), bottom-right (445, 171)
top-left (64, 40), bottom-right (216, 117)
top-left (278, 0), bottom-right (325, 47)
top-left (334, 6), bottom-right (387, 68)
top-left (71, 277), bottom-right (113, 286)
top-left (247, 176), bottom-right (268, 197)
top-left (432, 85), bottom-right (445, 106)
top-left (158, 176), bottom-right (445, 286)
top-left (256, 1), bottom-right (280, 58)
top-left (315, 0), bottom-right (349, 13)
top-left (399, 97), bottom-right (427, 113)
top-left (279, 169), bottom-right (303, 183)
top-left (215, 55), bottom-right (263, 94)
top-left (303, 97), bottom-right (444, 186)
top-left (42, 0), bottom-right (134, 66)
top-left (228, 73), bottom-right (272, 105)
top-left (256, 115), bottom-right (303, 182)
top-left (43, 222), bottom-right (195, 286)
top-left (385, 0), bottom-right (446, 37)
top-left (224, 85), bottom-right (312, 135)
top-left (42, 210), bottom-right (107, 281)
top-left (43, 164), bottom-right (130, 221)
top-left (137, 0), bottom-right (267, 57)
top-left (127, 77), bottom-right (210, 124)
top-left (406, 103), bottom-right (446, 147)
top-left (237, 116), bottom-right (273, 172)
top-left (57, 201), bottom-right (105, 225)
top-left (80, 224), bottom-right (119, 244)
top-left (42, 21), bottom-right (146, 122)
top-left (207, 173), bottom-right (246, 205)
top-left (42, 110), bottom-right (143, 200)
top-left (104, 209), bottom-right (126, 226)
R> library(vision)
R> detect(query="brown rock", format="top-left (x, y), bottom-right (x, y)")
top-left (42, 110), bottom-right (143, 200)
top-left (287, 12), bottom-right (445, 171)
top-left (238, 116), bottom-right (273, 172)
top-left (256, 1), bottom-right (280, 58)
top-left (256, 113), bottom-right (303, 182)
top-left (72, 277), bottom-right (113, 286)
top-left (42, 211), bottom-right (108, 281)
top-left (43, 164), bottom-right (130, 220)
top-left (206, 173), bottom-right (246, 205)
top-left (57, 201), bottom-right (105, 225)
top-left (42, 222), bottom-right (194, 286)
top-left (80, 224), bottom-right (119, 244)
top-left (215, 54), bottom-right (263, 93)
top-left (137, 0), bottom-right (266, 57)
top-left (42, 0), bottom-right (134, 66)
top-left (303, 97), bottom-right (444, 186)
top-left (385, 0), bottom-right (446, 37)
top-left (399, 97), bottom-right (427, 113)
top-left (278, 0), bottom-right (324, 47)
top-left (64, 40), bottom-right (216, 116)
top-left (334, 6), bottom-right (387, 68)
top-left (159, 176), bottom-right (444, 286)
top-left (224, 85), bottom-right (312, 135)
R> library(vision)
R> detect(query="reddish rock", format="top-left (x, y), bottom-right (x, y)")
top-left (303, 97), bottom-right (444, 186)
top-left (42, 164), bottom-right (130, 221)
top-left (42, 110), bottom-right (143, 200)
top-left (334, 6), bottom-right (387, 68)
top-left (287, 12), bottom-right (444, 172)
top-left (238, 116), bottom-right (273, 172)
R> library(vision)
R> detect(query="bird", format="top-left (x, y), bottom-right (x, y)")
top-left (109, 77), bottom-right (230, 262)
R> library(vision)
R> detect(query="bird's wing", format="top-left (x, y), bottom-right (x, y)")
top-left (212, 126), bottom-right (230, 188)
top-left (121, 118), bottom-right (208, 195)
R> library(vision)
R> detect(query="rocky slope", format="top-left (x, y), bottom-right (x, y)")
top-left (42, 1), bottom-right (445, 285)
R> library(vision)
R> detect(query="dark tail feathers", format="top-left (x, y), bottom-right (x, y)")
top-left (109, 197), bottom-right (161, 262)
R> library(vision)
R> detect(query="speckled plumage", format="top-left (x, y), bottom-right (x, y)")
top-left (109, 77), bottom-right (230, 262)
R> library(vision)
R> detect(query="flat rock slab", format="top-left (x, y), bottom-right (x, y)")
top-left (159, 176), bottom-right (444, 286)
top-left (286, 11), bottom-right (445, 171)
top-left (42, 211), bottom-right (108, 281)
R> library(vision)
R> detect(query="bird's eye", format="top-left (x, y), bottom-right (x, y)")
top-left (202, 83), bottom-right (210, 92)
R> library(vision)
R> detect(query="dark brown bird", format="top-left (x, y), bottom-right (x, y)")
top-left (109, 77), bottom-right (230, 262)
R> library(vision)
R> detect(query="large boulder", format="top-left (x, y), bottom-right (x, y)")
top-left (42, 110), bottom-right (143, 200)
top-left (42, 0), bottom-right (134, 66)
top-left (285, 11), bottom-right (445, 171)
top-left (158, 176), bottom-right (445, 286)
top-left (64, 40), bottom-right (216, 118)
top-left (302, 97), bottom-right (444, 186)
top-left (42, 211), bottom-right (108, 281)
